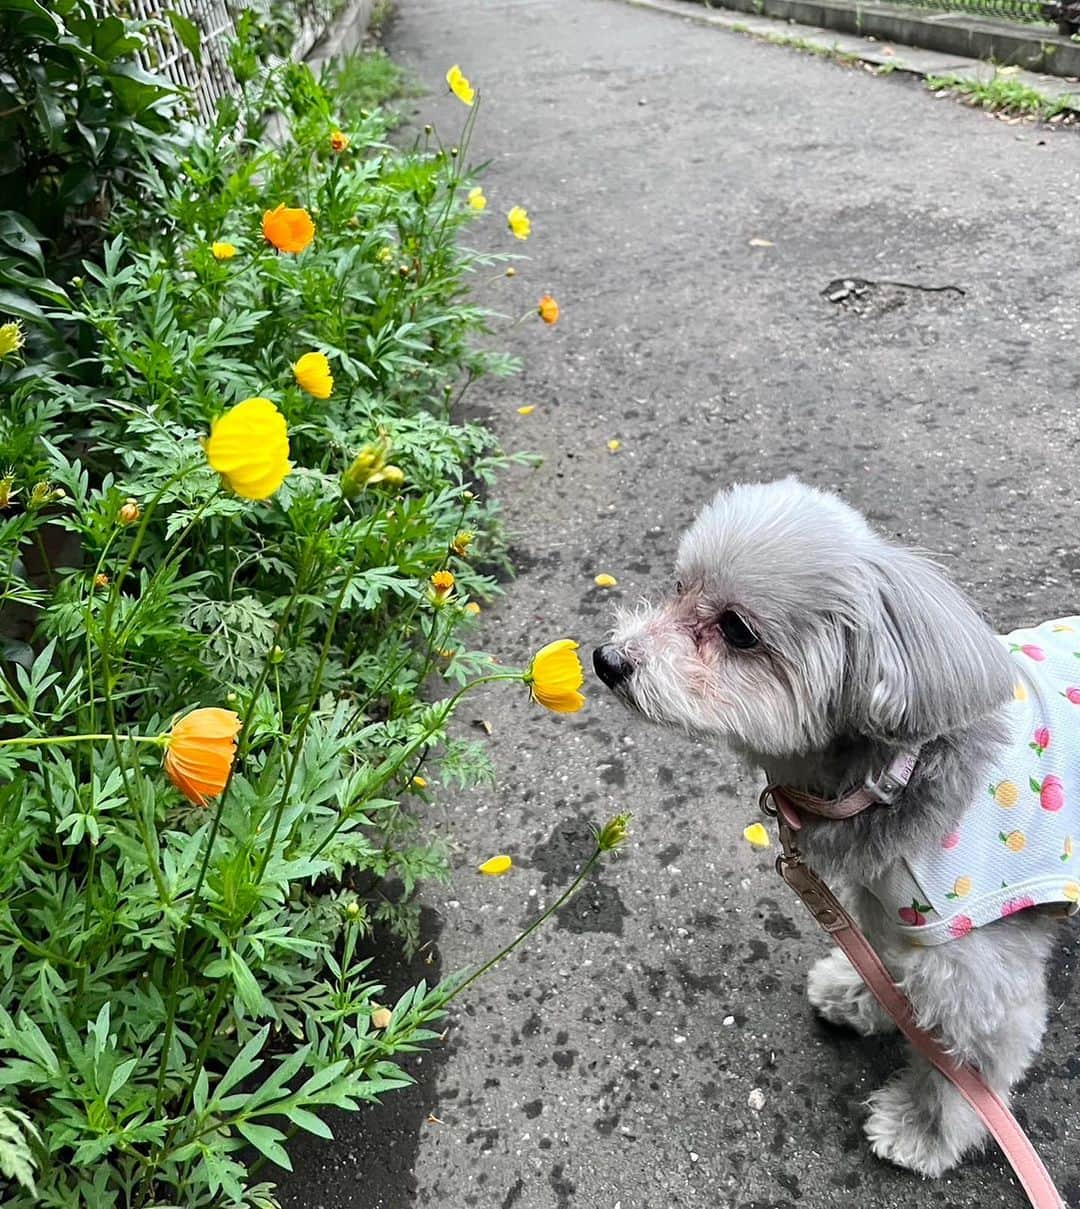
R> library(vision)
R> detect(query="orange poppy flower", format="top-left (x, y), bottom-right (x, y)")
top-left (163, 708), bottom-right (242, 806)
top-left (537, 295), bottom-right (559, 325)
top-left (261, 204), bottom-right (315, 254)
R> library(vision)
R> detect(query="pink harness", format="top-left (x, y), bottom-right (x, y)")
top-left (760, 779), bottom-right (1067, 1209)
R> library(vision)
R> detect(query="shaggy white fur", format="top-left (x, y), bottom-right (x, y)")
top-left (595, 477), bottom-right (1064, 1179)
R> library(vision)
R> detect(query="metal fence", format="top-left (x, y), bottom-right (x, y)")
top-left (121, 0), bottom-right (339, 122)
top-left (873, 0), bottom-right (1080, 28)
top-left (874, 0), bottom-right (1065, 24)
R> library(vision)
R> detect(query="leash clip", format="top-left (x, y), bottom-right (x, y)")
top-left (760, 784), bottom-right (848, 934)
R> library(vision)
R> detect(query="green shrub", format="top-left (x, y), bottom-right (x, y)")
top-left (0, 0), bottom-right (188, 329)
top-left (0, 50), bottom-right (589, 1208)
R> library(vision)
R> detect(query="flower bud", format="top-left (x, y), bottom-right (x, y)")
top-left (505, 266), bottom-right (516, 277)
top-left (345, 900), bottom-right (361, 919)
top-left (269, 644), bottom-right (284, 665)
top-left (597, 812), bottom-right (631, 852)
top-left (428, 570), bottom-right (455, 606)
top-left (0, 321), bottom-right (25, 359)
top-left (0, 474), bottom-right (18, 511)
top-left (93, 573), bottom-right (110, 590)
top-left (341, 440), bottom-right (397, 499)
top-left (119, 497), bottom-right (140, 525)
top-left (29, 481), bottom-right (53, 508)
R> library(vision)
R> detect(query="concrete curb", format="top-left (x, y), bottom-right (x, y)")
top-left (264, 0), bottom-right (375, 146)
top-left (619, 0), bottom-right (1080, 104)
top-left (672, 0), bottom-right (1080, 76)
top-left (306, 0), bottom-right (375, 72)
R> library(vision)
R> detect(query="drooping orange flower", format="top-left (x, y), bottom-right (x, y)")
top-left (163, 708), bottom-right (242, 806)
top-left (537, 295), bottom-right (559, 325)
top-left (261, 204), bottom-right (315, 254)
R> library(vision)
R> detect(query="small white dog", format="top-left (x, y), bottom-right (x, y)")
top-left (594, 477), bottom-right (1079, 1179)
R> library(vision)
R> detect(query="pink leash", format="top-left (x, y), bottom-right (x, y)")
top-left (760, 784), bottom-right (1067, 1209)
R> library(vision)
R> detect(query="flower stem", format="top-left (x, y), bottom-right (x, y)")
top-left (0, 733), bottom-right (165, 750)
top-left (444, 847), bottom-right (603, 1004)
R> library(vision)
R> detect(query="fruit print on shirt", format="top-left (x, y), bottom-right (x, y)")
top-left (868, 617), bottom-right (1080, 945)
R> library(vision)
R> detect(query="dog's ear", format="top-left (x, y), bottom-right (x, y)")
top-left (844, 547), bottom-right (1013, 742)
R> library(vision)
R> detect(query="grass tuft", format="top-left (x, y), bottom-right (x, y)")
top-left (925, 72), bottom-right (1073, 117)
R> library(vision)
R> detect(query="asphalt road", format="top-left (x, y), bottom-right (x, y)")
top-left (279, 1), bottom-right (1080, 1205)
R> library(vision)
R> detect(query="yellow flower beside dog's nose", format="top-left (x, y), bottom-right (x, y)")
top-left (743, 823), bottom-right (771, 850)
top-left (526, 639), bottom-right (585, 714)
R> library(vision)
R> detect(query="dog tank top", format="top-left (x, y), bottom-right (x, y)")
top-left (867, 617), bottom-right (1080, 946)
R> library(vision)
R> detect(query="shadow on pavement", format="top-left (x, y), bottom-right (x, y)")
top-left (276, 906), bottom-right (447, 1209)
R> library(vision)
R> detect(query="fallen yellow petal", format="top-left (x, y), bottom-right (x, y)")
top-left (607, 439), bottom-right (621, 453)
top-left (594, 573), bottom-right (617, 588)
top-left (743, 823), bottom-right (771, 850)
top-left (748, 237), bottom-right (775, 247)
top-left (517, 405), bottom-right (535, 416)
top-left (371, 1006), bottom-right (393, 1030)
top-left (479, 854), bottom-right (512, 876)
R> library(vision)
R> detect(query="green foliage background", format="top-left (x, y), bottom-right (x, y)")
top-left (0, 10), bottom-right (546, 1206)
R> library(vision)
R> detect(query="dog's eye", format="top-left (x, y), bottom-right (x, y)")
top-left (718, 610), bottom-right (759, 650)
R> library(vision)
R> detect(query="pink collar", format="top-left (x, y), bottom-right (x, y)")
top-left (775, 748), bottom-right (920, 821)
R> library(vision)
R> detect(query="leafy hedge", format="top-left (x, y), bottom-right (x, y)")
top-left (0, 30), bottom-right (607, 1208)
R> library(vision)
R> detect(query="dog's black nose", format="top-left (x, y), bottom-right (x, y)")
top-left (593, 644), bottom-right (634, 689)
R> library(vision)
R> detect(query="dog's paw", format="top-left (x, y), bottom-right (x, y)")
top-left (807, 950), bottom-right (896, 1036)
top-left (864, 1074), bottom-right (979, 1178)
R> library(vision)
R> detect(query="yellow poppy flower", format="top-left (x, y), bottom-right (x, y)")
top-left (464, 601), bottom-right (481, 616)
top-left (204, 397), bottom-right (292, 500)
top-left (467, 186), bottom-right (486, 210)
top-left (330, 129), bottom-right (349, 153)
top-left (293, 351), bottom-right (333, 399)
top-left (211, 241), bottom-right (237, 261)
top-left (446, 64), bottom-right (475, 106)
top-left (507, 206), bottom-right (530, 240)
top-left (479, 854), bottom-right (512, 876)
top-left (743, 823), bottom-right (771, 850)
top-left (526, 639), bottom-right (585, 714)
